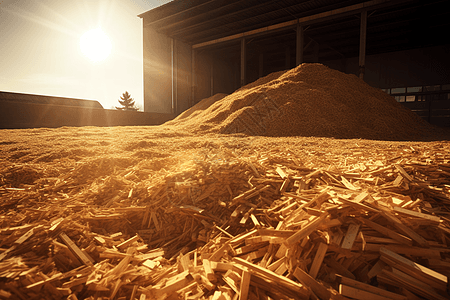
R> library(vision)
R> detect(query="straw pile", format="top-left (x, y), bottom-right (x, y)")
top-left (166, 63), bottom-right (435, 140)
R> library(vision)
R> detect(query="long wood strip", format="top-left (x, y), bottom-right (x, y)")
top-left (233, 257), bottom-right (309, 298)
top-left (393, 206), bottom-right (440, 224)
top-left (360, 244), bottom-right (441, 259)
top-left (309, 242), bottom-right (328, 279)
top-left (239, 270), bottom-right (251, 300)
top-left (341, 223), bottom-right (360, 249)
top-left (379, 247), bottom-right (447, 292)
top-left (324, 257), bottom-right (355, 280)
top-left (293, 267), bottom-right (348, 300)
top-left (378, 268), bottom-right (447, 300)
top-left (339, 285), bottom-right (396, 300)
top-left (229, 229), bottom-right (258, 248)
top-left (359, 218), bottom-right (413, 246)
top-left (336, 275), bottom-right (407, 300)
top-left (339, 197), bottom-right (380, 213)
top-left (257, 228), bottom-right (296, 238)
top-left (284, 213), bottom-right (328, 247)
top-left (59, 232), bottom-right (94, 267)
top-left (394, 164), bottom-right (413, 182)
top-left (379, 211), bottom-right (429, 247)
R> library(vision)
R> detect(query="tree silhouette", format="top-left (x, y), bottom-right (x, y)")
top-left (116, 91), bottom-right (138, 111)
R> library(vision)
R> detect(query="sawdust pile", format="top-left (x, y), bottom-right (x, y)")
top-left (175, 93), bottom-right (228, 121)
top-left (166, 63), bottom-right (434, 140)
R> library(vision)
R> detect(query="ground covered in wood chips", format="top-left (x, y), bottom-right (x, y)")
top-left (2, 63), bottom-right (450, 300)
top-left (1, 125), bottom-right (450, 299)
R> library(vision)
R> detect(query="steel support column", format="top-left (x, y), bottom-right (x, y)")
top-left (359, 10), bottom-right (367, 80)
top-left (191, 49), bottom-right (195, 106)
top-left (312, 41), bottom-right (319, 62)
top-left (259, 52), bottom-right (264, 78)
top-left (241, 38), bottom-right (246, 86)
top-left (285, 47), bottom-right (291, 69)
top-left (210, 60), bottom-right (214, 96)
top-left (296, 24), bottom-right (304, 66)
top-left (172, 38), bottom-right (178, 114)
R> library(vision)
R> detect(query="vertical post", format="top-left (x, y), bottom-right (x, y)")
top-left (210, 59), bottom-right (214, 96)
top-left (312, 41), bottom-right (319, 62)
top-left (259, 52), bottom-right (264, 78)
top-left (172, 39), bottom-right (178, 115)
top-left (359, 10), bottom-right (367, 80)
top-left (171, 38), bottom-right (174, 114)
top-left (235, 61), bottom-right (239, 90)
top-left (191, 49), bottom-right (196, 106)
top-left (296, 24), bottom-right (304, 66)
top-left (241, 38), bottom-right (246, 87)
top-left (285, 47), bottom-right (291, 70)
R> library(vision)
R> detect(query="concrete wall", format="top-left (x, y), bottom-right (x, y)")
top-left (0, 100), bottom-right (174, 129)
top-left (143, 27), bottom-right (172, 113)
top-left (324, 45), bottom-right (450, 89)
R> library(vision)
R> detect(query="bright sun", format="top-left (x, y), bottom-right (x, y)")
top-left (80, 28), bottom-right (111, 62)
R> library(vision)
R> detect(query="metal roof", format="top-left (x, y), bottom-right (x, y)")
top-left (139, 0), bottom-right (450, 60)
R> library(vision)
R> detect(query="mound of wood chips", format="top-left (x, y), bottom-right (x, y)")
top-left (1, 131), bottom-right (450, 300)
top-left (165, 63), bottom-right (444, 141)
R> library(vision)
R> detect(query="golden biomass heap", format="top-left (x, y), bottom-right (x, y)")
top-left (0, 125), bottom-right (450, 299)
top-left (166, 63), bottom-right (436, 140)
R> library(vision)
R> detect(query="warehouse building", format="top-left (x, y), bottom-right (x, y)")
top-left (139, 0), bottom-right (450, 126)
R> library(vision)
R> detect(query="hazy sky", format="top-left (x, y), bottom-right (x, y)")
top-left (0, 0), bottom-right (171, 110)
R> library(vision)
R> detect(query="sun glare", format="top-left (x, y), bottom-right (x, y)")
top-left (80, 28), bottom-right (111, 62)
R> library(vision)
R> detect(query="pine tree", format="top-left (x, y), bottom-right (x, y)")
top-left (116, 91), bottom-right (138, 111)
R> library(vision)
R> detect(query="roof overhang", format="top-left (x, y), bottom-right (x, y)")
top-left (139, 0), bottom-right (450, 60)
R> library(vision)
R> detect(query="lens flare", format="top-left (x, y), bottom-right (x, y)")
top-left (80, 28), bottom-right (111, 62)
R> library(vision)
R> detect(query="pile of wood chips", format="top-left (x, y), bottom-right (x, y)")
top-left (166, 64), bottom-right (447, 141)
top-left (1, 133), bottom-right (450, 300)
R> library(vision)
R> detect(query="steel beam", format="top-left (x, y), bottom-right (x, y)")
top-left (193, 0), bottom-right (391, 49)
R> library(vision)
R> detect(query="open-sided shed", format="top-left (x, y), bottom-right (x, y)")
top-left (139, 0), bottom-right (450, 124)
